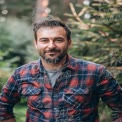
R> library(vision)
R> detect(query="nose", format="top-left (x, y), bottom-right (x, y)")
top-left (48, 40), bottom-right (56, 49)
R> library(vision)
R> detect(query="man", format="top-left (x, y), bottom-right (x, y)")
top-left (0, 16), bottom-right (122, 122)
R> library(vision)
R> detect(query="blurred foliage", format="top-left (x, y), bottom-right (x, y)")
top-left (65, 0), bottom-right (122, 121)
top-left (0, 0), bottom-right (35, 22)
top-left (14, 103), bottom-right (27, 122)
top-left (0, 17), bottom-right (38, 91)
top-left (0, 17), bottom-right (35, 68)
top-left (66, 0), bottom-right (122, 81)
top-left (0, 0), bottom-right (122, 122)
top-left (49, 0), bottom-right (78, 20)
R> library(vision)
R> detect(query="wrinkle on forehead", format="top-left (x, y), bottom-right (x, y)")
top-left (37, 27), bottom-right (67, 39)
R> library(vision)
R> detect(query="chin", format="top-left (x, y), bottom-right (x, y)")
top-left (44, 57), bottom-right (61, 64)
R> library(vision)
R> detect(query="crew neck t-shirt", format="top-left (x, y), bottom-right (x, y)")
top-left (46, 69), bottom-right (62, 87)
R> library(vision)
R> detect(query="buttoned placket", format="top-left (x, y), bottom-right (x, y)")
top-left (52, 75), bottom-right (69, 122)
top-left (43, 72), bottom-right (52, 90)
top-left (40, 62), bottom-right (75, 121)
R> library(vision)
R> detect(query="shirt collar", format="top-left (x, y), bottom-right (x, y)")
top-left (37, 54), bottom-right (78, 73)
top-left (64, 55), bottom-right (78, 71)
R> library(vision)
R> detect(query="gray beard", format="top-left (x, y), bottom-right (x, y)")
top-left (43, 57), bottom-right (61, 64)
top-left (41, 51), bottom-right (67, 64)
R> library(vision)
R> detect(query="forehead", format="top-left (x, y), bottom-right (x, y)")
top-left (37, 27), bottom-right (67, 37)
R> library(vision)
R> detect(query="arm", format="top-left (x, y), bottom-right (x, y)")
top-left (1, 118), bottom-right (16, 122)
top-left (96, 66), bottom-right (122, 121)
top-left (113, 117), bottom-right (122, 122)
top-left (0, 72), bottom-right (21, 121)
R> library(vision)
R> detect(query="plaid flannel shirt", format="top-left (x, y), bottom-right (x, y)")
top-left (0, 55), bottom-right (122, 122)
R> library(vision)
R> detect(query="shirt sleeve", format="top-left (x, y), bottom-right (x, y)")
top-left (96, 65), bottom-right (122, 121)
top-left (0, 71), bottom-right (21, 120)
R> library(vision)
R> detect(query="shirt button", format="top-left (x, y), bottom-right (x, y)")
top-left (39, 103), bottom-right (44, 108)
top-left (60, 119), bottom-right (65, 122)
top-left (69, 115), bottom-right (74, 119)
top-left (55, 117), bottom-right (60, 122)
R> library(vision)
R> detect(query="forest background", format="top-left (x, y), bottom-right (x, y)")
top-left (0, 0), bottom-right (122, 121)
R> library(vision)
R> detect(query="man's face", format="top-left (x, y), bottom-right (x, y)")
top-left (34, 27), bottom-right (71, 64)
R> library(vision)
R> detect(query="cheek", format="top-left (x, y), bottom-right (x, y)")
top-left (61, 43), bottom-right (69, 50)
top-left (36, 43), bottom-right (48, 50)
top-left (36, 46), bottom-right (45, 55)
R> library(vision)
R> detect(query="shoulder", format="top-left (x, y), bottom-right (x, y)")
top-left (72, 57), bottom-right (105, 72)
top-left (16, 60), bottom-right (39, 70)
top-left (14, 60), bottom-right (39, 76)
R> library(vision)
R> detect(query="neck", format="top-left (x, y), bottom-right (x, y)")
top-left (41, 56), bottom-right (67, 71)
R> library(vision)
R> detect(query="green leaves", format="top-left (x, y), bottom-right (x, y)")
top-left (0, 17), bottom-right (34, 68)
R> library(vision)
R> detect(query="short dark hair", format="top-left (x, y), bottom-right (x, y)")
top-left (33, 16), bottom-right (71, 41)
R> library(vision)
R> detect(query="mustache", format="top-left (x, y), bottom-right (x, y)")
top-left (44, 48), bottom-right (60, 53)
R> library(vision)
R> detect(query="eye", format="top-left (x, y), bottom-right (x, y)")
top-left (55, 38), bottom-right (64, 43)
top-left (39, 39), bottom-right (48, 43)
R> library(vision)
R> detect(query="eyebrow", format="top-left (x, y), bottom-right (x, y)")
top-left (54, 37), bottom-right (64, 39)
top-left (39, 37), bottom-right (65, 40)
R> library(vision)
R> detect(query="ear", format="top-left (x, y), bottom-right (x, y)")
top-left (34, 40), bottom-right (37, 49)
top-left (68, 39), bottom-right (72, 48)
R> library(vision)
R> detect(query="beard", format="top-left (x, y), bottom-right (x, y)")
top-left (38, 48), bottom-right (68, 64)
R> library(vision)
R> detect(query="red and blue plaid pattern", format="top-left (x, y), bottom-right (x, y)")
top-left (0, 55), bottom-right (122, 122)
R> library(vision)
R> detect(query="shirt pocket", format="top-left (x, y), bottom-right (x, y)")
top-left (21, 86), bottom-right (52, 109)
top-left (21, 86), bottom-right (41, 96)
top-left (64, 88), bottom-right (89, 109)
top-left (21, 86), bottom-right (43, 107)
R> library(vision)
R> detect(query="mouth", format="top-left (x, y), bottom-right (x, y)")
top-left (46, 51), bottom-right (58, 54)
top-left (46, 52), bottom-right (59, 57)
top-left (45, 50), bottom-right (60, 56)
